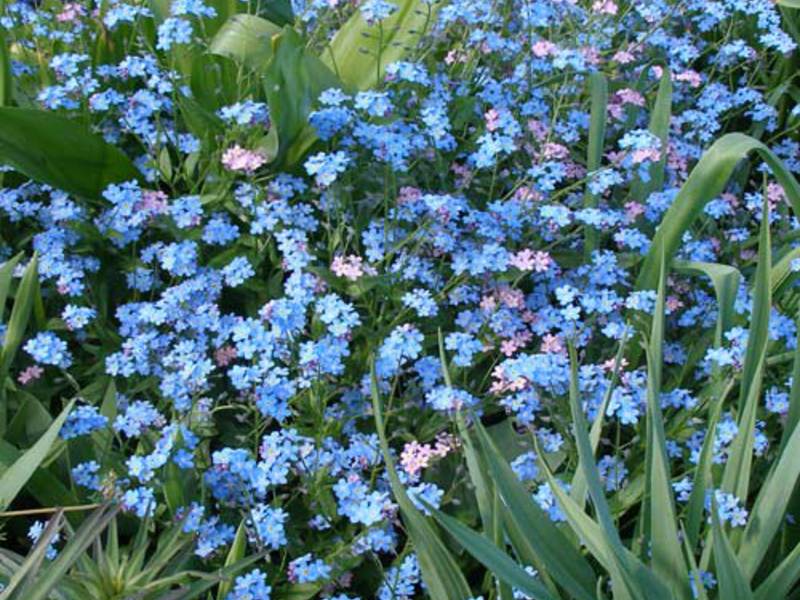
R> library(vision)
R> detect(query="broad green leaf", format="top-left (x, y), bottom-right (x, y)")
top-left (0, 108), bottom-right (140, 199)
top-left (370, 361), bottom-right (472, 600)
top-left (631, 69), bottom-right (672, 201)
top-left (737, 413), bottom-right (800, 579)
top-left (673, 260), bottom-right (740, 347)
top-left (712, 504), bottom-right (754, 600)
top-left (777, 0), bottom-right (800, 6)
top-left (258, 0), bottom-right (294, 26)
top-left (263, 27), bottom-right (341, 165)
top-left (637, 133), bottom-right (800, 291)
top-left (0, 439), bottom-right (77, 510)
top-left (24, 505), bottom-right (119, 600)
top-left (642, 255), bottom-right (691, 598)
top-left (321, 0), bottom-right (436, 91)
top-left (428, 506), bottom-right (556, 600)
top-left (473, 420), bottom-right (597, 600)
top-left (0, 398), bottom-right (75, 511)
top-left (721, 197), bottom-right (771, 501)
top-left (583, 71), bottom-right (607, 258)
top-left (209, 14), bottom-right (281, 70)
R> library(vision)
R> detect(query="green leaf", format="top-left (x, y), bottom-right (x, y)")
top-left (712, 502), bottom-right (754, 600)
top-left (0, 28), bottom-right (11, 107)
top-left (583, 71), bottom-right (608, 258)
top-left (209, 14), bottom-right (281, 70)
top-left (258, 0), bottom-right (294, 26)
top-left (428, 505), bottom-right (556, 600)
top-left (473, 420), bottom-right (597, 600)
top-left (2, 509), bottom-right (64, 598)
top-left (777, 0), bottom-right (800, 6)
top-left (0, 108), bottom-right (141, 199)
top-left (631, 69), bottom-right (672, 201)
top-left (721, 197), bottom-right (771, 501)
top-left (24, 505), bottom-right (119, 600)
top-left (637, 133), bottom-right (800, 291)
top-left (673, 261), bottom-right (740, 347)
top-left (321, 0), bottom-right (437, 91)
top-left (0, 254), bottom-right (38, 382)
top-left (263, 27), bottom-right (341, 165)
top-left (216, 520), bottom-right (247, 600)
top-left (570, 329), bottom-right (628, 508)
top-left (642, 254), bottom-right (691, 598)
top-left (0, 398), bottom-right (75, 511)
top-left (370, 361), bottom-right (472, 600)
top-left (737, 411), bottom-right (800, 579)
top-left (0, 252), bottom-right (23, 324)
top-left (754, 539), bottom-right (800, 600)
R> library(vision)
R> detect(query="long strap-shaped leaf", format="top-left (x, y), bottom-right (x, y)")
top-left (711, 501), bottom-right (755, 600)
top-left (636, 133), bottom-right (800, 292)
top-left (630, 69), bottom-right (672, 202)
top-left (428, 505), bottom-right (556, 600)
top-left (642, 254), bottom-right (691, 599)
top-left (737, 405), bottom-right (800, 579)
top-left (721, 197), bottom-right (771, 502)
top-left (370, 361), bottom-right (472, 600)
top-left (0, 398), bottom-right (75, 511)
top-left (473, 420), bottom-right (597, 600)
top-left (583, 71), bottom-right (607, 259)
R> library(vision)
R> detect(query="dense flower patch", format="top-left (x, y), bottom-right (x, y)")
top-left (1, 0), bottom-right (800, 597)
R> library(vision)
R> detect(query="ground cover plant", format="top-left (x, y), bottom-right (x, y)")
top-left (1, 0), bottom-right (800, 597)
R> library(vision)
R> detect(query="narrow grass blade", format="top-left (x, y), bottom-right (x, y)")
top-left (631, 69), bottom-right (672, 201)
top-left (781, 328), bottom-right (800, 452)
top-left (0, 255), bottom-right (39, 386)
top-left (533, 437), bottom-right (671, 600)
top-left (712, 503), bottom-right (754, 600)
top-left (571, 329), bottom-right (628, 507)
top-left (721, 197), bottom-right (771, 501)
top-left (737, 413), bottom-right (800, 579)
top-left (636, 133), bottom-right (800, 291)
top-left (754, 539), bottom-right (800, 600)
top-left (25, 505), bottom-right (119, 600)
top-left (370, 361), bottom-right (472, 600)
top-left (216, 520), bottom-right (247, 600)
top-left (673, 260), bottom-right (740, 347)
top-left (643, 254), bottom-right (691, 598)
top-left (1, 510), bottom-right (63, 598)
top-left (0, 398), bottom-right (75, 511)
top-left (428, 506), bottom-right (556, 600)
top-left (473, 420), bottom-right (596, 600)
top-left (156, 553), bottom-right (265, 600)
top-left (583, 71), bottom-right (607, 258)
top-left (0, 252), bottom-right (22, 324)
top-left (0, 29), bottom-right (11, 106)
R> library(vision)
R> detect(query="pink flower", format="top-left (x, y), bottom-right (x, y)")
top-left (331, 255), bottom-right (374, 281)
top-left (532, 40), bottom-right (557, 58)
top-left (221, 145), bottom-right (267, 173)
top-left (540, 334), bottom-right (564, 354)
top-left (214, 345), bottom-right (237, 367)
top-left (18, 365), bottom-right (44, 385)
top-left (592, 0), bottom-right (617, 14)
top-left (57, 2), bottom-right (85, 22)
